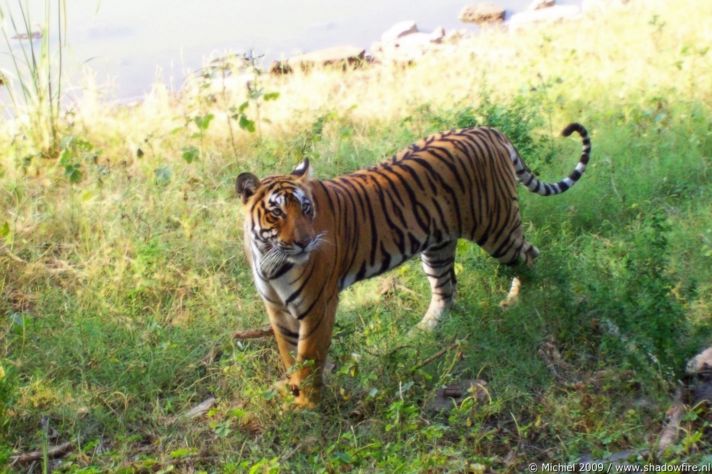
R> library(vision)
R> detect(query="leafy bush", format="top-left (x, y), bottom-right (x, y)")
top-left (585, 212), bottom-right (691, 377)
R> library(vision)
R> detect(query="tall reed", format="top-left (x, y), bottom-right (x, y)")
top-left (0, 0), bottom-right (66, 158)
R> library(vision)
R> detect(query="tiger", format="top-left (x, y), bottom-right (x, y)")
top-left (236, 122), bottom-right (591, 408)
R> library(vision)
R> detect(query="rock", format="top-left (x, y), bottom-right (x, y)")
top-left (381, 20), bottom-right (418, 43)
top-left (443, 28), bottom-right (474, 43)
top-left (269, 60), bottom-right (292, 75)
top-left (508, 5), bottom-right (582, 30)
top-left (687, 347), bottom-right (712, 374)
top-left (373, 27), bottom-right (447, 64)
top-left (283, 46), bottom-right (366, 71)
top-left (430, 26), bottom-right (447, 43)
top-left (370, 40), bottom-right (385, 54)
top-left (394, 27), bottom-right (446, 48)
top-left (375, 44), bottom-right (425, 64)
top-left (459, 2), bottom-right (506, 24)
top-left (686, 346), bottom-right (712, 404)
top-left (528, 0), bottom-right (555, 9)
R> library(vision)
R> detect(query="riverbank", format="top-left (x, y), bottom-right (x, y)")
top-left (1, 0), bottom-right (579, 102)
top-left (1, 0), bottom-right (711, 470)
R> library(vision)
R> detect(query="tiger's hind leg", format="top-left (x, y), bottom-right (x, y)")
top-left (479, 218), bottom-right (539, 309)
top-left (417, 240), bottom-right (457, 331)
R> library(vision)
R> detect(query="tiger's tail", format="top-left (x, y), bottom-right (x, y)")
top-left (509, 123), bottom-right (591, 196)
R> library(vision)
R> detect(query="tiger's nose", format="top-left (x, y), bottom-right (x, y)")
top-left (295, 239), bottom-right (310, 249)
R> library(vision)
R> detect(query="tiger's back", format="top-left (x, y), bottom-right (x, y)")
top-left (319, 126), bottom-right (537, 290)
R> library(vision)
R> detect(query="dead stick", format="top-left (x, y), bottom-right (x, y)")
top-left (169, 396), bottom-right (217, 425)
top-left (658, 387), bottom-right (685, 456)
top-left (412, 341), bottom-right (461, 372)
top-left (1, 245), bottom-right (27, 264)
top-left (10, 442), bottom-right (73, 465)
top-left (233, 325), bottom-right (274, 340)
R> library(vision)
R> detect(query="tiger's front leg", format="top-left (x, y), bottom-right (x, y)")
top-left (288, 295), bottom-right (338, 408)
top-left (264, 303), bottom-right (298, 370)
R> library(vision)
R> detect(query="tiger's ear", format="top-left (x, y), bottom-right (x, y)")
top-left (236, 172), bottom-right (260, 204)
top-left (291, 158), bottom-right (312, 179)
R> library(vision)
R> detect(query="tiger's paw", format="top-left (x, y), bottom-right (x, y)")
top-left (415, 301), bottom-right (450, 331)
top-left (293, 393), bottom-right (318, 410)
top-left (499, 276), bottom-right (521, 310)
top-left (272, 379), bottom-right (320, 410)
top-left (416, 316), bottom-right (440, 332)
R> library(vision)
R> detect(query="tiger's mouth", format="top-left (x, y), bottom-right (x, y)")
top-left (257, 236), bottom-right (324, 277)
top-left (282, 240), bottom-right (318, 262)
top-left (288, 250), bottom-right (310, 264)
top-left (255, 232), bottom-right (326, 278)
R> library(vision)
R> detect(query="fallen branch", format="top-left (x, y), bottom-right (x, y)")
top-left (412, 341), bottom-right (461, 372)
top-left (1, 245), bottom-right (27, 264)
top-left (184, 397), bottom-right (217, 420)
top-left (10, 441), bottom-right (73, 465)
top-left (233, 326), bottom-right (273, 340)
top-left (538, 336), bottom-right (575, 383)
top-left (168, 396), bottom-right (217, 425)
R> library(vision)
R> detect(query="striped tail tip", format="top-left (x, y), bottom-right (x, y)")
top-left (562, 122), bottom-right (588, 138)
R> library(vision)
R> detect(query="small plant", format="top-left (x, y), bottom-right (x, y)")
top-left (181, 145), bottom-right (200, 164)
top-left (57, 134), bottom-right (96, 184)
top-left (229, 51), bottom-right (280, 137)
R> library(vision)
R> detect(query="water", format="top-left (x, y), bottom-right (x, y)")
top-left (1, 0), bottom-right (578, 101)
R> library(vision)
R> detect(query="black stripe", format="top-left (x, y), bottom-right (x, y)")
top-left (257, 289), bottom-right (279, 305)
top-left (423, 256), bottom-right (455, 266)
top-left (428, 240), bottom-right (453, 252)
top-left (357, 173), bottom-right (407, 256)
top-left (410, 156), bottom-right (463, 234)
top-left (296, 294), bottom-right (321, 320)
top-left (317, 180), bottom-right (335, 216)
top-left (269, 262), bottom-right (293, 280)
top-left (382, 163), bottom-right (431, 234)
top-left (349, 175), bottom-right (379, 267)
top-left (276, 324), bottom-right (299, 341)
top-left (377, 242), bottom-right (392, 275)
top-left (428, 145), bottom-right (466, 192)
top-left (393, 160), bottom-right (427, 192)
top-left (285, 263), bottom-right (316, 304)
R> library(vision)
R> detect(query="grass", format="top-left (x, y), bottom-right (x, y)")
top-left (1, 0), bottom-right (712, 471)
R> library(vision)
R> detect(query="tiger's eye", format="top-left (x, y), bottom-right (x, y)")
top-left (270, 208), bottom-right (284, 218)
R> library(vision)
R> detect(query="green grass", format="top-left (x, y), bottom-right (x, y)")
top-left (1, 0), bottom-right (712, 471)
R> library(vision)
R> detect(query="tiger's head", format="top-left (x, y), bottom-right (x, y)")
top-left (236, 159), bottom-right (322, 277)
